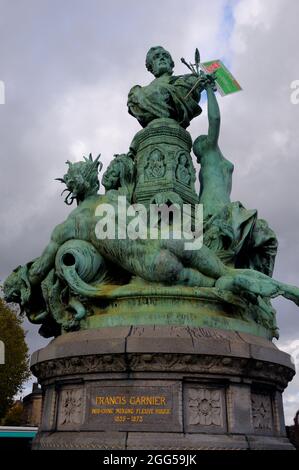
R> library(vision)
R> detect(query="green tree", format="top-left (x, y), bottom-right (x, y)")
top-left (0, 297), bottom-right (30, 420)
top-left (2, 400), bottom-right (24, 426)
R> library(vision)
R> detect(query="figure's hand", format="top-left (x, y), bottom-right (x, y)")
top-left (183, 71), bottom-right (216, 100)
top-left (194, 71), bottom-right (215, 91)
top-left (190, 71), bottom-right (209, 92)
top-left (203, 72), bottom-right (217, 91)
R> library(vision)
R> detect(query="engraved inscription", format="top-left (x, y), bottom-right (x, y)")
top-left (84, 383), bottom-right (181, 432)
top-left (91, 391), bottom-right (170, 423)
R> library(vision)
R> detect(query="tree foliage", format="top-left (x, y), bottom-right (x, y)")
top-left (1, 400), bottom-right (24, 426)
top-left (0, 297), bottom-right (30, 419)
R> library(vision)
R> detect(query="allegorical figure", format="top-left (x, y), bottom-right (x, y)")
top-left (145, 149), bottom-right (165, 179)
top-left (176, 152), bottom-right (191, 185)
top-left (127, 46), bottom-right (206, 129)
top-left (193, 82), bottom-right (234, 218)
top-left (193, 83), bottom-right (278, 281)
top-left (4, 155), bottom-right (299, 340)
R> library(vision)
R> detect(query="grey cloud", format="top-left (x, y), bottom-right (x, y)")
top-left (0, 0), bottom-right (298, 422)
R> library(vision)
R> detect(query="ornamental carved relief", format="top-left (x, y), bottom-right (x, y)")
top-left (128, 353), bottom-right (223, 372)
top-left (32, 353), bottom-right (294, 390)
top-left (58, 388), bottom-right (83, 427)
top-left (175, 151), bottom-right (192, 185)
top-left (187, 387), bottom-right (223, 427)
top-left (32, 354), bottom-right (127, 379)
top-left (251, 392), bottom-right (273, 432)
top-left (145, 149), bottom-right (166, 179)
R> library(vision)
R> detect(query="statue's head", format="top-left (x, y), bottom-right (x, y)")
top-left (178, 152), bottom-right (187, 166)
top-left (102, 154), bottom-right (135, 192)
top-left (3, 265), bottom-right (31, 306)
top-left (193, 135), bottom-right (208, 161)
top-left (145, 46), bottom-right (174, 78)
top-left (56, 154), bottom-right (102, 205)
top-left (149, 149), bottom-right (162, 163)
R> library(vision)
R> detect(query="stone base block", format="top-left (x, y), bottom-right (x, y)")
top-left (31, 326), bottom-right (295, 450)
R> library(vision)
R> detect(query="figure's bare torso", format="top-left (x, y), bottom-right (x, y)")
top-left (199, 146), bottom-right (234, 217)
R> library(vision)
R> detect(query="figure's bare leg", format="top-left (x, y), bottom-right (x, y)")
top-left (216, 268), bottom-right (299, 306)
top-left (165, 240), bottom-right (227, 279)
top-left (150, 249), bottom-right (215, 287)
top-left (176, 268), bottom-right (215, 287)
top-left (29, 240), bottom-right (60, 285)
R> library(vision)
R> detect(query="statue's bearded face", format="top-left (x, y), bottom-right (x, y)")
top-left (102, 164), bottom-right (120, 190)
top-left (149, 49), bottom-right (173, 77)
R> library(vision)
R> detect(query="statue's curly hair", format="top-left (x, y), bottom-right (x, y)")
top-left (102, 153), bottom-right (135, 198)
top-left (113, 154), bottom-right (135, 187)
top-left (145, 46), bottom-right (174, 74)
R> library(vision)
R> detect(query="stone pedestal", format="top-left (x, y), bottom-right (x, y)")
top-left (131, 118), bottom-right (198, 207)
top-left (31, 326), bottom-right (295, 450)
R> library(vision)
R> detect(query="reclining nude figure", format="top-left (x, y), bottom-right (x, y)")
top-left (4, 153), bottom-right (299, 313)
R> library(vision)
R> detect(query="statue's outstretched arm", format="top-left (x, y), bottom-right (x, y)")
top-left (29, 241), bottom-right (59, 285)
top-left (206, 84), bottom-right (220, 146)
top-left (28, 222), bottom-right (66, 285)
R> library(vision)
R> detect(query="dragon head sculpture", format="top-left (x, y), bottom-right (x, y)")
top-left (56, 153), bottom-right (102, 205)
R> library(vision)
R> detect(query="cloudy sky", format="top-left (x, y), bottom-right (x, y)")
top-left (0, 0), bottom-right (298, 424)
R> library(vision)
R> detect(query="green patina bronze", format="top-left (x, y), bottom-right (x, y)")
top-left (127, 46), bottom-right (205, 129)
top-left (4, 46), bottom-right (299, 340)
